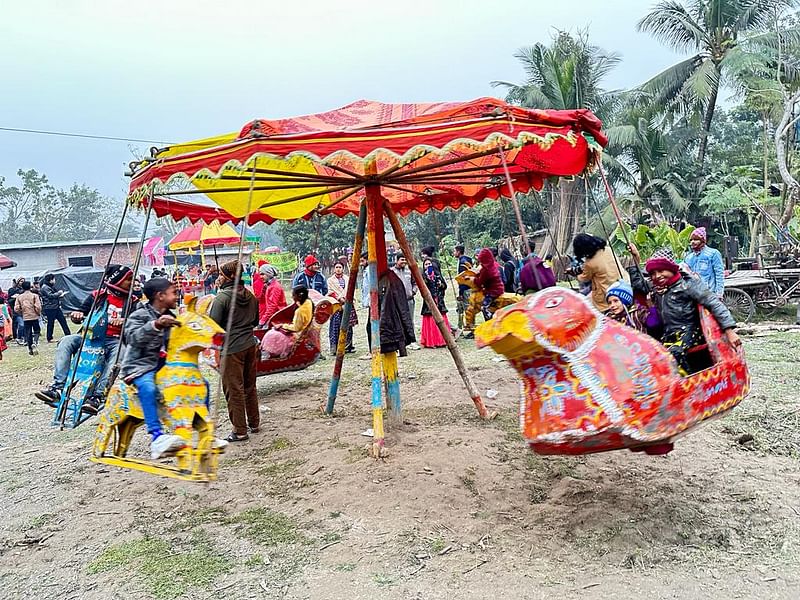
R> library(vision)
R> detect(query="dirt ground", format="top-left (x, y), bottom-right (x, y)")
top-left (1, 322), bottom-right (799, 600)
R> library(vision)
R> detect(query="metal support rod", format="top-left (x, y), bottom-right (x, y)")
top-left (58, 188), bottom-right (134, 428)
top-left (213, 161), bottom-right (258, 429)
top-left (384, 199), bottom-right (492, 419)
top-left (106, 192), bottom-right (156, 391)
top-left (325, 202), bottom-right (367, 414)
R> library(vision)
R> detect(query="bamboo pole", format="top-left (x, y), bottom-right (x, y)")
top-left (365, 181), bottom-right (387, 457)
top-left (383, 200), bottom-right (492, 420)
top-left (325, 202), bottom-right (367, 414)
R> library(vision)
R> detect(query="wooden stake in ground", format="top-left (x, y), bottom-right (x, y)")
top-left (325, 202), bottom-right (367, 414)
top-left (383, 199), bottom-right (492, 419)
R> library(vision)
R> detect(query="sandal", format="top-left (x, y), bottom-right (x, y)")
top-left (225, 432), bottom-right (249, 442)
top-left (249, 426), bottom-right (260, 434)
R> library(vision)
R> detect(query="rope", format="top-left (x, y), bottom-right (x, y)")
top-left (584, 176), bottom-right (625, 280)
top-left (57, 189), bottom-right (135, 428)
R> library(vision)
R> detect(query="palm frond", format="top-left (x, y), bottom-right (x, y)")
top-left (637, 0), bottom-right (707, 52)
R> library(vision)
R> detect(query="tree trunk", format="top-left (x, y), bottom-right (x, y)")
top-left (775, 91), bottom-right (800, 228)
top-left (697, 78), bottom-right (720, 168)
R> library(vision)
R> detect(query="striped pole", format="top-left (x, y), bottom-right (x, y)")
top-left (365, 175), bottom-right (387, 457)
top-left (325, 202), bottom-right (367, 414)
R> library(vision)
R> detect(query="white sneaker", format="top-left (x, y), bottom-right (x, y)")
top-left (151, 434), bottom-right (186, 460)
top-left (408, 343), bottom-right (421, 351)
top-left (211, 438), bottom-right (229, 451)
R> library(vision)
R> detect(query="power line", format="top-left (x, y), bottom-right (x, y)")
top-left (0, 126), bottom-right (171, 145)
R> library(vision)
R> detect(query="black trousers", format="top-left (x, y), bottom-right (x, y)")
top-left (44, 309), bottom-right (70, 341)
top-left (24, 319), bottom-right (41, 352)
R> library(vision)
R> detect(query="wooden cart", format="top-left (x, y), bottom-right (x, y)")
top-left (723, 267), bottom-right (800, 322)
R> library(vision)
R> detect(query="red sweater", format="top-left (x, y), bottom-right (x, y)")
top-left (260, 278), bottom-right (287, 325)
top-left (474, 249), bottom-right (505, 298)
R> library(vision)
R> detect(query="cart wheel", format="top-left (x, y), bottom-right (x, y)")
top-left (723, 288), bottom-right (755, 323)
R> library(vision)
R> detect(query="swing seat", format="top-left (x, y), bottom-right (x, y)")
top-left (255, 292), bottom-right (340, 376)
top-left (475, 288), bottom-right (750, 455)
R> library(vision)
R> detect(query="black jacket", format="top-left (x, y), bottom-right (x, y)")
top-left (210, 281), bottom-right (259, 355)
top-left (499, 249), bottom-right (517, 293)
top-left (420, 272), bottom-right (448, 316)
top-left (40, 283), bottom-right (62, 311)
top-left (652, 274), bottom-right (736, 336)
top-left (378, 271), bottom-right (416, 354)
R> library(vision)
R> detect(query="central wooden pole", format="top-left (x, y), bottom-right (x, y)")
top-left (365, 173), bottom-right (389, 457)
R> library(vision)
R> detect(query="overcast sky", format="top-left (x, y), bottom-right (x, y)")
top-left (0, 0), bottom-right (681, 201)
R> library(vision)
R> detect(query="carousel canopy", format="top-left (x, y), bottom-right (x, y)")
top-left (129, 98), bottom-right (606, 223)
top-left (167, 221), bottom-right (240, 251)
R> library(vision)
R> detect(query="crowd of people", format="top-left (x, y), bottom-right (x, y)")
top-left (1, 224), bottom-right (738, 456)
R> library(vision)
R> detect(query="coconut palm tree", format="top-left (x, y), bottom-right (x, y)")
top-left (603, 103), bottom-right (692, 223)
top-left (637, 0), bottom-right (800, 168)
top-left (492, 30), bottom-right (621, 254)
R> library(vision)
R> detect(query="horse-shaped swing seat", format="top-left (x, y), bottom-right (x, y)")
top-left (91, 298), bottom-right (226, 482)
top-left (52, 300), bottom-right (109, 429)
top-left (455, 268), bottom-right (521, 314)
top-left (475, 288), bottom-right (750, 455)
top-left (255, 292), bottom-right (339, 376)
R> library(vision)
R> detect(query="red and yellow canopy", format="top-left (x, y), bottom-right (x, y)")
top-left (167, 221), bottom-right (241, 251)
top-left (129, 97), bottom-right (606, 223)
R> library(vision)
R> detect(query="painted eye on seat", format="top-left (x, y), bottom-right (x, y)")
top-left (544, 296), bottom-right (563, 309)
top-left (187, 322), bottom-right (202, 331)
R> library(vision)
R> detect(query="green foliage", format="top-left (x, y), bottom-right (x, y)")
top-left (611, 222), bottom-right (695, 260)
top-left (0, 169), bottom-right (135, 243)
top-left (276, 213), bottom-right (357, 257)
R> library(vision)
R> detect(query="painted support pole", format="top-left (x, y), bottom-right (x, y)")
top-left (382, 351), bottom-right (401, 424)
top-left (383, 199), bottom-right (493, 419)
top-left (365, 180), bottom-right (387, 456)
top-left (325, 202), bottom-right (367, 414)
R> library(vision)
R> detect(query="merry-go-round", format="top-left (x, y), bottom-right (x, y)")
top-left (49, 96), bottom-right (748, 481)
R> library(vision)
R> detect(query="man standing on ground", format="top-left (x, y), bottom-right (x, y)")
top-left (40, 273), bottom-right (71, 342)
top-left (391, 253), bottom-right (420, 350)
top-left (15, 281), bottom-right (42, 355)
top-left (293, 255), bottom-right (328, 295)
top-left (210, 261), bottom-right (260, 443)
top-left (684, 227), bottom-right (724, 296)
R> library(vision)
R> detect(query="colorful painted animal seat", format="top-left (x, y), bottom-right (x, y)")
top-left (475, 288), bottom-right (750, 455)
top-left (53, 299), bottom-right (108, 429)
top-left (198, 290), bottom-right (339, 377)
top-left (91, 298), bottom-right (226, 482)
top-left (455, 269), bottom-right (521, 314)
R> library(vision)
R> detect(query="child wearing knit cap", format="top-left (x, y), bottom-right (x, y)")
top-left (605, 280), bottom-right (647, 332)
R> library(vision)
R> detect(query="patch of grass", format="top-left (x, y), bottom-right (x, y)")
top-left (265, 437), bottom-right (294, 452)
top-left (328, 511), bottom-right (342, 519)
top-left (335, 562), bottom-right (357, 572)
top-left (245, 553), bottom-right (266, 567)
top-left (429, 537), bottom-right (447, 553)
top-left (87, 535), bottom-right (230, 600)
top-left (170, 506), bottom-right (227, 532)
top-left (27, 512), bottom-right (55, 529)
top-left (321, 532), bottom-right (341, 544)
top-left (373, 573), bottom-right (397, 587)
top-left (224, 508), bottom-right (304, 547)
top-left (257, 458), bottom-right (306, 478)
top-left (460, 467), bottom-right (479, 496)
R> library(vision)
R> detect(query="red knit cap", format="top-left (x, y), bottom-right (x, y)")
top-left (645, 247), bottom-right (679, 274)
top-left (304, 255), bottom-right (319, 267)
